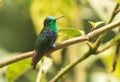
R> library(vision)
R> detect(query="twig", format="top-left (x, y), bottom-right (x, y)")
top-left (0, 51), bottom-right (34, 68)
top-left (107, 3), bottom-right (119, 24)
top-left (50, 50), bottom-right (91, 82)
top-left (36, 67), bottom-right (43, 82)
top-left (94, 3), bottom-right (120, 53)
top-left (115, 6), bottom-right (120, 14)
top-left (112, 39), bottom-right (120, 71)
top-left (0, 19), bottom-right (120, 68)
top-left (97, 34), bottom-right (120, 53)
top-left (111, 27), bottom-right (120, 71)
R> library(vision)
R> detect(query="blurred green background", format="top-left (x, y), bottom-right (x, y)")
top-left (0, 0), bottom-right (120, 82)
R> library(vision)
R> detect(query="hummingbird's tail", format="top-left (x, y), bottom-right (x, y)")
top-left (31, 51), bottom-right (43, 70)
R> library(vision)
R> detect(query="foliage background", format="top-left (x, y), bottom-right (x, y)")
top-left (0, 0), bottom-right (120, 82)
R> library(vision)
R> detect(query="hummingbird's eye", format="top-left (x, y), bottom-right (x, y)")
top-left (46, 19), bottom-right (51, 23)
top-left (44, 19), bottom-right (51, 25)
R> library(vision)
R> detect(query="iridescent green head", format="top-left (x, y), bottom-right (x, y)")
top-left (43, 16), bottom-right (64, 28)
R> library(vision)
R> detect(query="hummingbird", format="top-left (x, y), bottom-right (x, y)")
top-left (31, 16), bottom-right (64, 69)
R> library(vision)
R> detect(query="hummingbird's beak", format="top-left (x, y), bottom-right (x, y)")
top-left (55, 15), bottom-right (65, 21)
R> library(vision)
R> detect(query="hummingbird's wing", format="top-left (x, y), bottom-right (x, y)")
top-left (35, 29), bottom-right (57, 52)
top-left (31, 29), bottom-right (57, 69)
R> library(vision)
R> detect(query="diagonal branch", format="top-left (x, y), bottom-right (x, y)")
top-left (0, 19), bottom-right (120, 68)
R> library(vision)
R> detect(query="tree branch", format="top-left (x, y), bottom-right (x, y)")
top-left (107, 3), bottom-right (119, 24)
top-left (50, 33), bottom-right (120, 82)
top-left (50, 49), bottom-right (93, 82)
top-left (50, 21), bottom-right (120, 82)
top-left (0, 51), bottom-right (33, 68)
top-left (97, 33), bottom-right (120, 53)
top-left (0, 19), bottom-right (120, 68)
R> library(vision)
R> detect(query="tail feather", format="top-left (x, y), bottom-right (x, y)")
top-left (31, 51), bottom-right (43, 70)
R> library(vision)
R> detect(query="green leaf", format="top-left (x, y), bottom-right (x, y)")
top-left (58, 28), bottom-right (83, 38)
top-left (89, 21), bottom-right (105, 29)
top-left (6, 58), bottom-right (31, 82)
top-left (95, 21), bottom-right (105, 28)
top-left (88, 21), bottom-right (96, 28)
